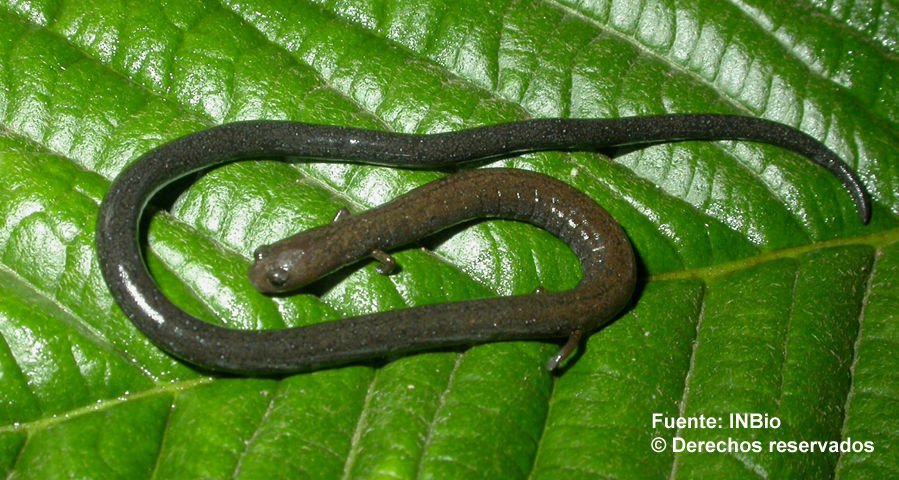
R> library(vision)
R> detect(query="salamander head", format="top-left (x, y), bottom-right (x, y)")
top-left (248, 241), bottom-right (325, 294)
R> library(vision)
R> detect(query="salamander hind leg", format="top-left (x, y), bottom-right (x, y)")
top-left (546, 329), bottom-right (583, 371)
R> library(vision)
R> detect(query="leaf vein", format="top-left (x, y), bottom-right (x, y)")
top-left (667, 283), bottom-right (707, 480)
top-left (835, 239), bottom-right (886, 471)
top-left (339, 371), bottom-right (379, 480)
top-left (231, 381), bottom-right (281, 479)
top-left (414, 352), bottom-right (464, 480)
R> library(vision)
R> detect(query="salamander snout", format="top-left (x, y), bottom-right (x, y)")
top-left (265, 266), bottom-right (290, 290)
top-left (249, 245), bottom-right (299, 294)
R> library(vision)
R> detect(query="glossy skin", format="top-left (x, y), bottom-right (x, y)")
top-left (95, 115), bottom-right (871, 374)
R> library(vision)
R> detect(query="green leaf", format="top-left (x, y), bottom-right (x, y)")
top-left (0, 1), bottom-right (896, 478)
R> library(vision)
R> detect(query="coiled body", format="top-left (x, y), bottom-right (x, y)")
top-left (95, 115), bottom-right (869, 374)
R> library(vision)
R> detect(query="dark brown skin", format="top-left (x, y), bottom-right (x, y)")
top-left (95, 116), bottom-right (870, 374)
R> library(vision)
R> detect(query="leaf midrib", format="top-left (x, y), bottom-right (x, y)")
top-left (651, 228), bottom-right (897, 283)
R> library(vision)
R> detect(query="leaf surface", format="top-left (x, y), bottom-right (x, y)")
top-left (0, 1), bottom-right (896, 478)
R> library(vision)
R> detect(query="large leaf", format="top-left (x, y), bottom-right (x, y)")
top-left (0, 0), bottom-right (896, 478)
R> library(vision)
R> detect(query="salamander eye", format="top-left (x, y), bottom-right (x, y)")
top-left (267, 268), bottom-right (289, 289)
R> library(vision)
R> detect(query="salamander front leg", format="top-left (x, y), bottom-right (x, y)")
top-left (371, 249), bottom-right (397, 275)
